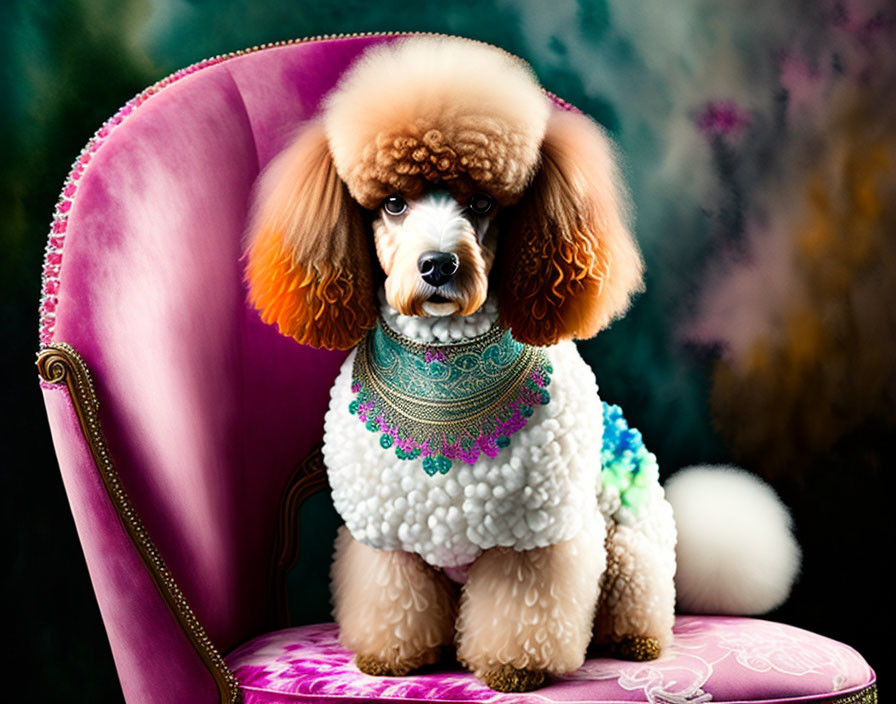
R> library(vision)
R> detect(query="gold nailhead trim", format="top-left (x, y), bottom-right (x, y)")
top-left (37, 343), bottom-right (240, 702)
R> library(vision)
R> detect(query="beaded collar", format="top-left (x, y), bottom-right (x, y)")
top-left (349, 318), bottom-right (552, 475)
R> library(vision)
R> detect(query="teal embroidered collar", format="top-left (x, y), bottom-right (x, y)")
top-left (349, 319), bottom-right (552, 475)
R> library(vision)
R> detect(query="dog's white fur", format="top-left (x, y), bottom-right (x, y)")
top-left (666, 465), bottom-right (801, 615)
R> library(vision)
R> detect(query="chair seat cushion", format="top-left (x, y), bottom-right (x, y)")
top-left (226, 616), bottom-right (876, 703)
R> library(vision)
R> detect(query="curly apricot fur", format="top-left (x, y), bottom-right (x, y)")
top-left (324, 38), bottom-right (551, 210)
top-left (497, 111), bottom-right (644, 346)
top-left (247, 228), bottom-right (376, 350)
top-left (245, 122), bottom-right (377, 350)
top-left (347, 118), bottom-right (533, 209)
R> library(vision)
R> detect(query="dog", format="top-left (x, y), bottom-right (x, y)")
top-left (245, 36), bottom-right (797, 693)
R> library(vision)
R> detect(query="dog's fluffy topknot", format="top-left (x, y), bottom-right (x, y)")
top-left (323, 36), bottom-right (552, 209)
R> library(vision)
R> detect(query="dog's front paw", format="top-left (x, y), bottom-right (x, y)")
top-left (355, 653), bottom-right (422, 677)
top-left (481, 664), bottom-right (547, 692)
top-left (610, 634), bottom-right (662, 661)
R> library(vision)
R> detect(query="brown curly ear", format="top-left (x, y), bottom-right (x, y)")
top-left (245, 121), bottom-right (377, 350)
top-left (497, 110), bottom-right (644, 346)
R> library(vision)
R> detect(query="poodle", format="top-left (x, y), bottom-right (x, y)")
top-left (245, 36), bottom-right (799, 693)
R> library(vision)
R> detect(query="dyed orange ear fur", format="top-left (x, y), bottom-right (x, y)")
top-left (246, 121), bottom-right (377, 350)
top-left (497, 110), bottom-right (645, 346)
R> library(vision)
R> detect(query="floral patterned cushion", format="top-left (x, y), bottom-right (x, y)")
top-left (226, 616), bottom-right (876, 703)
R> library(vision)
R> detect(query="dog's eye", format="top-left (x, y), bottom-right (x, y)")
top-left (468, 193), bottom-right (494, 216)
top-left (383, 195), bottom-right (407, 216)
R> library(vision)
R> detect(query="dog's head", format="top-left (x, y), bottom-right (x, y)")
top-left (246, 37), bottom-right (644, 349)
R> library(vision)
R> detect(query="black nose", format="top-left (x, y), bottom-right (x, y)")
top-left (418, 251), bottom-right (459, 287)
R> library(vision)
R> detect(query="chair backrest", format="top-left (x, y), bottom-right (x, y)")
top-left (38, 34), bottom-right (405, 704)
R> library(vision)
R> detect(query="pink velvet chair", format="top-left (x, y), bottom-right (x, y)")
top-left (37, 34), bottom-right (877, 704)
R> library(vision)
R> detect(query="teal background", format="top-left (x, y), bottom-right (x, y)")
top-left (4, 1), bottom-right (892, 700)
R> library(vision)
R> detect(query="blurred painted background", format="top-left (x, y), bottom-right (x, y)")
top-left (4, 0), bottom-right (893, 700)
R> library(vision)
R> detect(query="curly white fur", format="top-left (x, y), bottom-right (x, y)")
top-left (323, 315), bottom-right (603, 568)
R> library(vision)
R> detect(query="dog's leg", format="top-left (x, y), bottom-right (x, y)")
top-left (455, 516), bottom-right (605, 692)
top-left (592, 498), bottom-right (677, 660)
top-left (331, 526), bottom-right (458, 676)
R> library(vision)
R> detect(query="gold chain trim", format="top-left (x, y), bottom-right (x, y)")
top-left (821, 684), bottom-right (878, 704)
top-left (355, 332), bottom-right (540, 423)
top-left (37, 343), bottom-right (240, 703)
top-left (378, 313), bottom-right (506, 354)
top-left (351, 320), bottom-right (552, 471)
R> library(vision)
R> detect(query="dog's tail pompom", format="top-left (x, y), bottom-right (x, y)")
top-left (664, 465), bottom-right (801, 615)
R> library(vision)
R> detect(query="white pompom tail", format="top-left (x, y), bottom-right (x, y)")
top-left (664, 465), bottom-right (801, 615)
